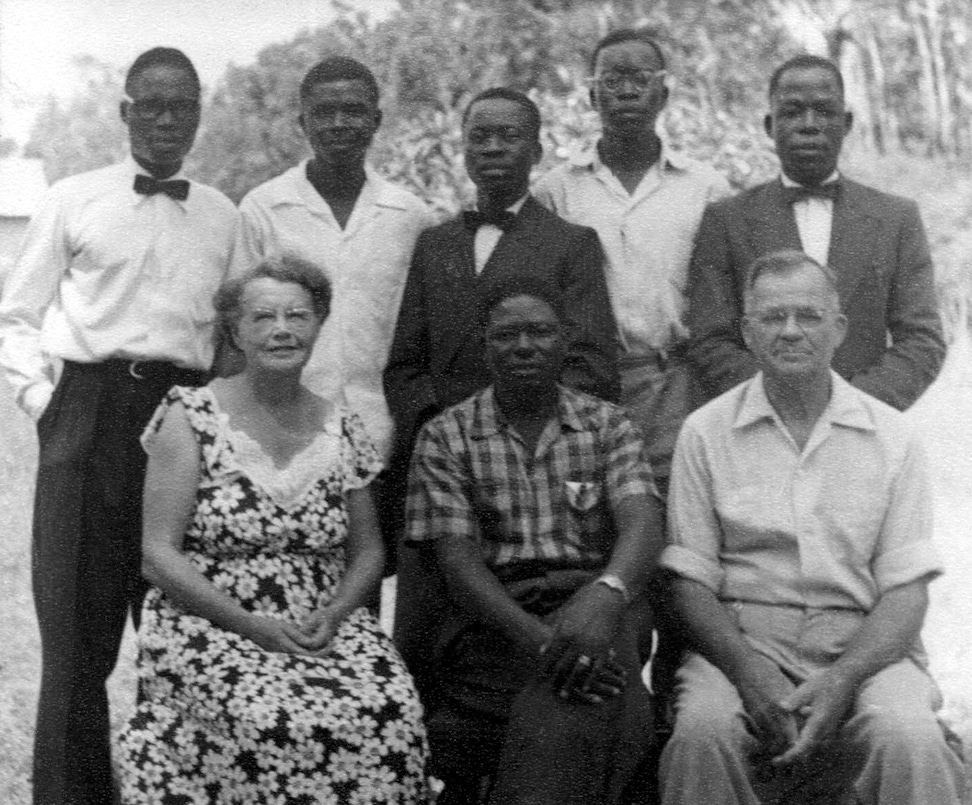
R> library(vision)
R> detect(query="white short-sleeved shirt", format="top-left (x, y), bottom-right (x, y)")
top-left (662, 371), bottom-right (943, 612)
top-left (235, 162), bottom-right (435, 457)
top-left (534, 143), bottom-right (730, 354)
top-left (0, 156), bottom-right (239, 419)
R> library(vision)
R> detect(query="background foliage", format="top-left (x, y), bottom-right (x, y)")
top-left (24, 0), bottom-right (972, 212)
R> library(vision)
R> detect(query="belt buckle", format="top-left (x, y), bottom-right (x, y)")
top-left (128, 360), bottom-right (146, 380)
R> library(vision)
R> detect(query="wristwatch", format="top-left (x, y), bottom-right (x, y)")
top-left (595, 573), bottom-right (631, 605)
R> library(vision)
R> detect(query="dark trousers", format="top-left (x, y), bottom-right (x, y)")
top-left (426, 570), bottom-right (656, 805)
top-left (31, 360), bottom-right (203, 805)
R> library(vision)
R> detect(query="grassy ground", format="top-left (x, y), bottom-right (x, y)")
top-left (0, 151), bottom-right (970, 802)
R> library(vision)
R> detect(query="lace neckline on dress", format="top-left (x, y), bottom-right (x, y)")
top-left (204, 387), bottom-right (344, 510)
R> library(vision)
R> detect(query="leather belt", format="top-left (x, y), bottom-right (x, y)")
top-left (66, 359), bottom-right (205, 383)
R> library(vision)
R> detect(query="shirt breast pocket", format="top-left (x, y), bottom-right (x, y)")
top-left (565, 480), bottom-right (601, 513)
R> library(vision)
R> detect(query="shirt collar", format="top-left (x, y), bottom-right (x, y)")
top-left (470, 385), bottom-right (588, 440)
top-left (568, 138), bottom-right (688, 174)
top-left (733, 370), bottom-right (876, 432)
top-left (780, 169), bottom-right (840, 188)
top-left (475, 194), bottom-right (529, 215)
top-left (125, 153), bottom-right (188, 182)
top-left (275, 160), bottom-right (410, 212)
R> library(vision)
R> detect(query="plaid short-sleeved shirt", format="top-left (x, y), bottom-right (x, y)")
top-left (406, 385), bottom-right (656, 570)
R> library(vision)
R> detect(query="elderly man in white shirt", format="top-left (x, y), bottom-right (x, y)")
top-left (0, 48), bottom-right (238, 805)
top-left (234, 57), bottom-right (434, 463)
top-left (535, 28), bottom-right (729, 488)
top-left (659, 250), bottom-right (964, 805)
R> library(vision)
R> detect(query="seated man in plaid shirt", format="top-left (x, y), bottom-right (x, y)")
top-left (404, 275), bottom-right (665, 805)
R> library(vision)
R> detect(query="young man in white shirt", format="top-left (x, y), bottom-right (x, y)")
top-left (535, 29), bottom-right (730, 489)
top-left (0, 47), bottom-right (238, 805)
top-left (235, 57), bottom-right (435, 462)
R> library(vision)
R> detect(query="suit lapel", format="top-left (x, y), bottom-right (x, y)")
top-left (435, 218), bottom-right (481, 372)
top-left (827, 180), bottom-right (877, 302)
top-left (480, 196), bottom-right (541, 278)
top-left (743, 181), bottom-right (802, 256)
top-left (438, 198), bottom-right (541, 372)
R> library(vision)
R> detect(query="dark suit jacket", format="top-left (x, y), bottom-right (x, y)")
top-left (686, 178), bottom-right (945, 410)
top-left (384, 196), bottom-right (620, 457)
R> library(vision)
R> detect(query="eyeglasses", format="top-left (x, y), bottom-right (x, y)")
top-left (241, 307), bottom-right (318, 334)
top-left (747, 307), bottom-right (837, 333)
top-left (125, 97), bottom-right (200, 121)
top-left (466, 126), bottom-right (528, 146)
top-left (593, 69), bottom-right (667, 93)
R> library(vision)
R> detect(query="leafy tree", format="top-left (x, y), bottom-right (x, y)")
top-left (23, 0), bottom-right (972, 200)
top-left (23, 56), bottom-right (126, 183)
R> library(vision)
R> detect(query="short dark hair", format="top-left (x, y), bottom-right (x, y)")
top-left (462, 88), bottom-right (541, 140)
top-left (299, 56), bottom-right (379, 105)
top-left (125, 47), bottom-right (200, 96)
top-left (744, 249), bottom-right (841, 310)
top-left (769, 54), bottom-right (844, 101)
top-left (589, 28), bottom-right (666, 74)
top-left (478, 275), bottom-right (566, 328)
top-left (214, 256), bottom-right (332, 339)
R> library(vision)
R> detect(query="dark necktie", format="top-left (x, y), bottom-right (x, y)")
top-left (134, 174), bottom-right (190, 201)
top-left (462, 209), bottom-right (516, 232)
top-left (781, 181), bottom-right (840, 205)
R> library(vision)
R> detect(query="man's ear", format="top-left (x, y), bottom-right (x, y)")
top-left (531, 140), bottom-right (543, 166)
top-left (763, 112), bottom-right (774, 140)
top-left (741, 314), bottom-right (755, 352)
top-left (297, 112), bottom-right (307, 138)
top-left (842, 109), bottom-right (853, 136)
top-left (373, 108), bottom-right (383, 130)
top-left (120, 100), bottom-right (130, 125)
top-left (834, 312), bottom-right (848, 349)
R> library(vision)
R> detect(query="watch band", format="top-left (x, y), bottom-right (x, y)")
top-left (595, 573), bottom-right (631, 605)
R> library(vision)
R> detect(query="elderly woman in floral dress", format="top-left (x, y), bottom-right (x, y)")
top-left (118, 256), bottom-right (429, 804)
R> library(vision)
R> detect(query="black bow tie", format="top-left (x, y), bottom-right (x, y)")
top-left (134, 174), bottom-right (190, 201)
top-left (462, 209), bottom-right (516, 232)
top-left (781, 181), bottom-right (840, 205)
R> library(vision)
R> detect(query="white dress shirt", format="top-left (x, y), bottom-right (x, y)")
top-left (235, 161), bottom-right (435, 458)
top-left (535, 143), bottom-right (730, 354)
top-left (662, 371), bottom-right (942, 612)
top-left (472, 195), bottom-right (528, 273)
top-left (0, 156), bottom-right (239, 419)
top-left (781, 170), bottom-right (840, 266)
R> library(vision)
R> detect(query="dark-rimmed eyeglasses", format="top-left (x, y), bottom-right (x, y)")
top-left (591, 69), bottom-right (667, 94)
top-left (125, 97), bottom-right (200, 121)
top-left (241, 307), bottom-right (318, 335)
top-left (746, 307), bottom-right (838, 333)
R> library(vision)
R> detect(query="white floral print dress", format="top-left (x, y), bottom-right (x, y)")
top-left (118, 386), bottom-right (429, 804)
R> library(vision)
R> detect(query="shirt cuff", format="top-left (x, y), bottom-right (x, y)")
top-left (873, 541), bottom-right (943, 594)
top-left (22, 382), bottom-right (54, 422)
top-left (659, 544), bottom-right (724, 593)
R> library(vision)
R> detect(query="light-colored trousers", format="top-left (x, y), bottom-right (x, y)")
top-left (619, 352), bottom-right (691, 484)
top-left (660, 606), bottom-right (966, 805)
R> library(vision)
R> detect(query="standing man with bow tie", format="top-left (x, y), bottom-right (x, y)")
top-left (686, 55), bottom-right (945, 410)
top-left (0, 47), bottom-right (238, 804)
top-left (384, 87), bottom-right (619, 690)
